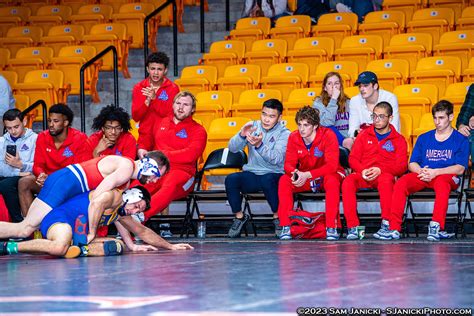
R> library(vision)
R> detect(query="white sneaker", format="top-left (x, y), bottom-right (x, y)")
top-left (336, 3), bottom-right (352, 13)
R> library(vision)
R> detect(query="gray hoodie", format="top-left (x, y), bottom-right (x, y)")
top-left (228, 120), bottom-right (290, 175)
top-left (0, 128), bottom-right (38, 177)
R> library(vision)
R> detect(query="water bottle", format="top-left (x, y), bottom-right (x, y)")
top-left (197, 215), bottom-right (206, 238)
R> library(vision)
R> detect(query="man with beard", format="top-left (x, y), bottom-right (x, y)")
top-left (0, 150), bottom-right (169, 243)
top-left (18, 104), bottom-right (87, 218)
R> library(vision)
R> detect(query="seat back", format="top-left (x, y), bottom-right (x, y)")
top-left (112, 2), bottom-right (155, 49)
top-left (335, 34), bottom-right (384, 70)
top-left (229, 17), bottom-right (271, 50)
top-left (407, 7), bottom-right (455, 44)
top-left (0, 7), bottom-right (31, 36)
top-left (0, 26), bottom-right (43, 57)
top-left (8, 46), bottom-right (54, 81)
top-left (411, 56), bottom-right (462, 96)
top-left (33, 4), bottom-right (72, 21)
top-left (176, 65), bottom-right (218, 95)
top-left (393, 83), bottom-right (438, 127)
top-left (366, 59), bottom-right (410, 91)
top-left (382, 0), bottom-right (422, 22)
top-left (285, 87), bottom-right (318, 115)
top-left (399, 112), bottom-right (413, 152)
top-left (442, 82), bottom-right (473, 108)
top-left (41, 24), bottom-right (85, 56)
top-left (262, 62), bottom-right (310, 101)
top-left (209, 40), bottom-right (246, 59)
top-left (311, 12), bottom-right (358, 48)
top-left (287, 36), bottom-right (335, 74)
top-left (233, 89), bottom-right (282, 119)
top-left (270, 15), bottom-right (312, 49)
top-left (311, 61), bottom-right (359, 89)
top-left (0, 70), bottom-right (18, 86)
top-left (359, 10), bottom-right (406, 47)
top-left (245, 39), bottom-right (287, 76)
top-left (71, 4), bottom-right (114, 33)
top-left (434, 30), bottom-right (474, 69)
top-left (217, 64), bottom-right (261, 102)
top-left (202, 40), bottom-right (246, 77)
top-left (457, 6), bottom-right (474, 30)
top-left (385, 32), bottom-right (433, 70)
top-left (280, 115), bottom-right (297, 131)
top-left (205, 117), bottom-right (252, 159)
top-left (195, 90), bottom-right (233, 128)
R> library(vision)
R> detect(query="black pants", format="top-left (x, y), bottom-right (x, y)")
top-left (0, 176), bottom-right (22, 223)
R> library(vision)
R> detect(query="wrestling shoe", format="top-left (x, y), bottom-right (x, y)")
top-left (427, 221), bottom-right (455, 241)
top-left (159, 223), bottom-right (173, 238)
top-left (346, 227), bottom-right (358, 240)
top-left (326, 227), bottom-right (339, 241)
top-left (373, 229), bottom-right (400, 240)
top-left (279, 226), bottom-right (292, 240)
top-left (63, 246), bottom-right (82, 259)
top-left (73, 214), bottom-right (88, 246)
top-left (227, 213), bottom-right (250, 238)
top-left (373, 219), bottom-right (390, 239)
top-left (273, 218), bottom-right (282, 237)
top-left (0, 242), bottom-right (8, 255)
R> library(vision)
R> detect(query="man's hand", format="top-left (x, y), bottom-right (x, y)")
top-left (141, 86), bottom-right (156, 105)
top-left (169, 243), bottom-right (194, 250)
top-left (19, 172), bottom-right (31, 177)
top-left (470, 116), bottom-right (474, 129)
top-left (137, 148), bottom-right (148, 159)
top-left (5, 152), bottom-right (22, 169)
top-left (36, 173), bottom-right (48, 187)
top-left (331, 86), bottom-right (341, 100)
top-left (458, 123), bottom-right (471, 137)
top-left (247, 132), bottom-right (263, 148)
top-left (418, 167), bottom-right (438, 182)
top-left (94, 135), bottom-right (115, 156)
top-left (130, 244), bottom-right (158, 252)
top-left (291, 169), bottom-right (311, 188)
top-left (240, 122), bottom-right (255, 137)
top-left (362, 167), bottom-right (381, 181)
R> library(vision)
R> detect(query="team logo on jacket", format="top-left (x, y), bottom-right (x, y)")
top-left (269, 136), bottom-right (275, 142)
top-left (158, 90), bottom-right (169, 101)
top-left (382, 140), bottom-right (395, 152)
top-left (115, 149), bottom-right (123, 156)
top-left (21, 144), bottom-right (29, 151)
top-left (313, 147), bottom-right (323, 157)
top-left (63, 147), bottom-right (73, 157)
top-left (176, 129), bottom-right (188, 138)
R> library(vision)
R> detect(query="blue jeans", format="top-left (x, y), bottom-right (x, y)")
top-left (225, 171), bottom-right (282, 214)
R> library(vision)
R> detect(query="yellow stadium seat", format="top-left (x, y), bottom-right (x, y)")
top-left (40, 24), bottom-right (85, 56)
top-left (462, 56), bottom-right (474, 81)
top-left (384, 32), bottom-right (433, 71)
top-left (13, 94), bottom-right (35, 127)
top-left (244, 39), bottom-right (287, 76)
top-left (344, 86), bottom-right (360, 98)
top-left (412, 112), bottom-right (435, 142)
top-left (406, 8), bottom-right (455, 44)
top-left (334, 35), bottom-right (383, 71)
top-left (205, 117), bottom-right (252, 160)
top-left (393, 83), bottom-right (438, 128)
top-left (286, 37), bottom-right (335, 75)
top-left (29, 5), bottom-right (73, 35)
top-left (399, 112), bottom-right (413, 153)
top-left (309, 61), bottom-right (359, 90)
top-left (231, 89), bottom-right (282, 119)
top-left (217, 64), bottom-right (260, 106)
top-left (82, 23), bottom-right (132, 78)
top-left (260, 62), bottom-right (309, 102)
top-left (0, 48), bottom-right (10, 69)
top-left (433, 30), bottom-right (474, 70)
top-left (382, 0), bottom-right (423, 22)
top-left (200, 40), bottom-right (246, 78)
top-left (410, 56), bottom-right (461, 97)
top-left (0, 7), bottom-right (31, 36)
top-left (358, 10), bottom-right (406, 47)
top-left (442, 81), bottom-right (473, 108)
top-left (366, 59), bottom-right (410, 91)
top-left (0, 26), bottom-right (43, 57)
top-left (195, 90), bottom-right (233, 129)
top-left (226, 17), bottom-right (271, 51)
top-left (284, 87), bottom-right (318, 116)
top-left (0, 70), bottom-right (18, 87)
top-left (175, 65), bottom-right (218, 95)
top-left (50, 45), bottom-right (100, 103)
top-left (14, 69), bottom-right (70, 121)
top-left (59, 0), bottom-right (91, 14)
top-left (280, 115), bottom-right (297, 132)
top-left (147, 0), bottom-right (184, 32)
top-left (99, 0), bottom-right (128, 13)
top-left (269, 15), bottom-right (312, 50)
top-left (311, 12), bottom-right (358, 48)
top-left (69, 4), bottom-right (114, 34)
top-left (129, 118), bottom-right (139, 140)
top-left (428, 0), bottom-right (464, 19)
top-left (456, 6), bottom-right (474, 30)
top-left (6, 46), bottom-right (53, 82)
top-left (112, 2), bottom-right (159, 50)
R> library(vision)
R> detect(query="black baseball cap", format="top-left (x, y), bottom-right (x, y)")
top-left (355, 71), bottom-right (378, 86)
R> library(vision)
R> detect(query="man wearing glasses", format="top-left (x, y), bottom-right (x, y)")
top-left (342, 101), bottom-right (408, 240)
top-left (82, 105), bottom-right (137, 161)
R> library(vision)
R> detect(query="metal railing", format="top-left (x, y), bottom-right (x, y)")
top-left (23, 100), bottom-right (48, 131)
top-left (144, 0), bottom-right (178, 77)
top-left (79, 45), bottom-right (119, 133)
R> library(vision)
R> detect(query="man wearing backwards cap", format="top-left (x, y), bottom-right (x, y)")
top-left (0, 186), bottom-right (193, 258)
top-left (0, 151), bottom-right (170, 243)
top-left (348, 71), bottom-right (400, 138)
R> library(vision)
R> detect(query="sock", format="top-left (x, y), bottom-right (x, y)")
top-left (80, 245), bottom-right (89, 257)
top-left (6, 242), bottom-right (18, 255)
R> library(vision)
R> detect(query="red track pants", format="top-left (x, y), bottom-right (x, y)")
top-left (277, 173), bottom-right (342, 228)
top-left (342, 172), bottom-right (396, 228)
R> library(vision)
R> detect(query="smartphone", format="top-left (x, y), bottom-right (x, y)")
top-left (6, 145), bottom-right (16, 156)
top-left (292, 172), bottom-right (299, 181)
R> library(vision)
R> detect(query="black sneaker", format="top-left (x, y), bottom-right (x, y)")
top-left (0, 242), bottom-right (7, 255)
top-left (273, 218), bottom-right (282, 237)
top-left (228, 213), bottom-right (250, 238)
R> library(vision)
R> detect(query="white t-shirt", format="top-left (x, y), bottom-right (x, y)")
top-left (348, 89), bottom-right (400, 137)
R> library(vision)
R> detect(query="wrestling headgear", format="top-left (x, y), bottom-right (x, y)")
top-left (137, 157), bottom-right (161, 179)
top-left (119, 186), bottom-right (151, 216)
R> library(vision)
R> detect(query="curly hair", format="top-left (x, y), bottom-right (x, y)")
top-left (295, 106), bottom-right (320, 127)
top-left (92, 105), bottom-right (131, 131)
top-left (146, 52), bottom-right (169, 68)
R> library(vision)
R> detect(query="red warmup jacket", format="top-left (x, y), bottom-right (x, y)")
top-left (33, 128), bottom-right (88, 176)
top-left (132, 77), bottom-right (179, 148)
top-left (81, 131), bottom-right (137, 161)
top-left (284, 126), bottom-right (343, 178)
top-left (349, 124), bottom-right (408, 176)
top-left (140, 115), bottom-right (207, 176)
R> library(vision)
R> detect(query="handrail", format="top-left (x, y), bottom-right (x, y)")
top-left (144, 0), bottom-right (178, 77)
top-left (80, 45), bottom-right (119, 133)
top-left (22, 100), bottom-right (48, 131)
top-left (200, 0), bottom-right (205, 53)
top-left (225, 0), bottom-right (230, 31)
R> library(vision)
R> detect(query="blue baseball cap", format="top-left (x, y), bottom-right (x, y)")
top-left (355, 71), bottom-right (378, 86)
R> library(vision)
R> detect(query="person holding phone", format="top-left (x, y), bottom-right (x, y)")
top-left (0, 109), bottom-right (37, 222)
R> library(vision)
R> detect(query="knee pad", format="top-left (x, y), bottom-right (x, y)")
top-left (103, 240), bottom-right (123, 256)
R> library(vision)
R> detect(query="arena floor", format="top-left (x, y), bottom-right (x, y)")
top-left (1, 238), bottom-right (474, 315)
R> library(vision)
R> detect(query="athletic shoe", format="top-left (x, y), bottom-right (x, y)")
top-left (63, 246), bottom-right (82, 259)
top-left (72, 215), bottom-right (88, 246)
top-left (326, 227), bottom-right (339, 240)
top-left (227, 213), bottom-right (250, 238)
top-left (373, 219), bottom-right (390, 239)
top-left (279, 226), bottom-right (292, 240)
top-left (346, 227), bottom-right (358, 240)
top-left (0, 242), bottom-right (7, 255)
top-left (427, 221), bottom-right (454, 241)
top-left (273, 218), bottom-right (282, 237)
top-left (159, 223), bottom-right (173, 238)
top-left (336, 3), bottom-right (352, 13)
top-left (374, 229), bottom-right (400, 240)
